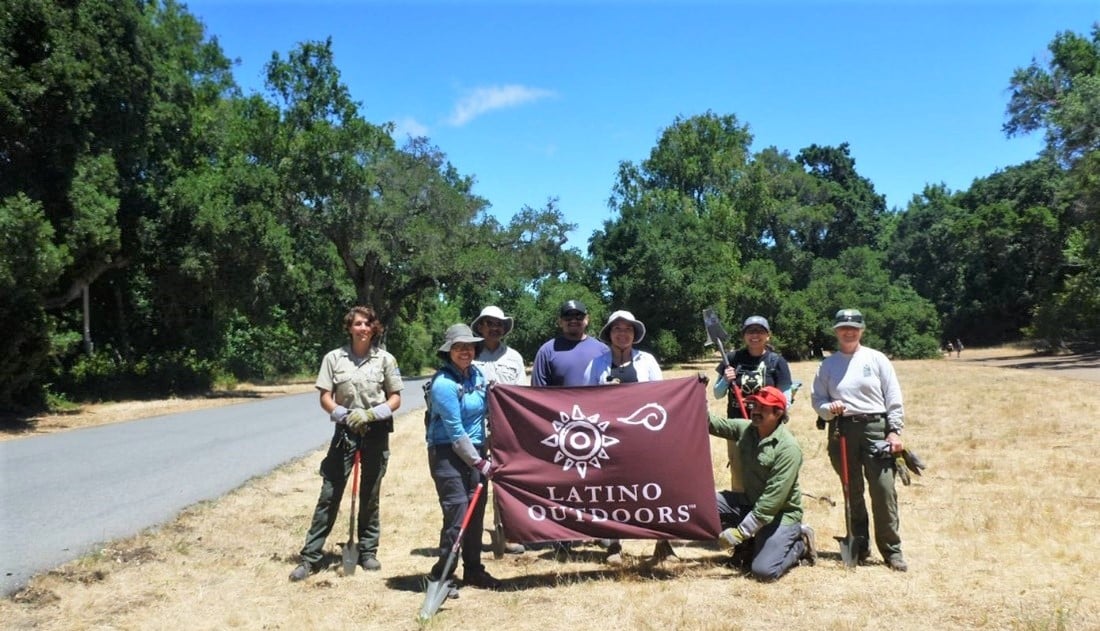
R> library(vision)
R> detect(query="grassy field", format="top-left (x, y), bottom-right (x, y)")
top-left (3, 352), bottom-right (1098, 630)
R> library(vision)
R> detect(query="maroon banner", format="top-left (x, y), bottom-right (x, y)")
top-left (487, 376), bottom-right (720, 542)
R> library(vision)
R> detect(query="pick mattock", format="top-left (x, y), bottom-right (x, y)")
top-left (418, 482), bottom-right (485, 622)
top-left (702, 307), bottom-right (749, 418)
top-left (342, 448), bottom-right (361, 576)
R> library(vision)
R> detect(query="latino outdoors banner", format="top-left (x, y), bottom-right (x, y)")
top-left (487, 376), bottom-right (721, 543)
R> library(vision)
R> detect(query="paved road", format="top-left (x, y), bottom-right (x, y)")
top-left (0, 377), bottom-right (427, 596)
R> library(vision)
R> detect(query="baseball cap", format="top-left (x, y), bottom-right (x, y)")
top-left (559, 300), bottom-right (588, 316)
top-left (741, 315), bottom-right (770, 332)
top-left (746, 386), bottom-right (788, 412)
top-left (833, 309), bottom-right (866, 330)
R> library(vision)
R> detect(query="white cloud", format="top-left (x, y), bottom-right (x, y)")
top-left (446, 84), bottom-right (555, 126)
top-left (391, 116), bottom-right (430, 140)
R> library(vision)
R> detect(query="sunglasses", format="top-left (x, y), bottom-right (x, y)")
top-left (561, 312), bottom-right (586, 321)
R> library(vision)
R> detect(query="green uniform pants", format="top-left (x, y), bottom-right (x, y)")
top-left (299, 429), bottom-right (390, 566)
top-left (828, 418), bottom-right (902, 562)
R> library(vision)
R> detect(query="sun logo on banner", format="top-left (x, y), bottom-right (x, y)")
top-left (541, 405), bottom-right (619, 479)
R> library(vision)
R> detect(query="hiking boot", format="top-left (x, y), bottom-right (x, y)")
top-left (463, 569), bottom-right (502, 590)
top-left (288, 562), bottom-right (316, 582)
top-left (887, 556), bottom-right (908, 572)
top-left (652, 540), bottom-right (678, 562)
top-left (799, 525), bottom-right (817, 566)
top-left (358, 556), bottom-right (381, 571)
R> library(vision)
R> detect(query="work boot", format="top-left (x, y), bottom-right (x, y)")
top-left (463, 568), bottom-right (502, 590)
top-left (887, 556), bottom-right (908, 572)
top-left (799, 525), bottom-right (817, 566)
top-left (288, 561), bottom-right (316, 582)
top-left (358, 556), bottom-right (381, 571)
top-left (652, 540), bottom-right (678, 562)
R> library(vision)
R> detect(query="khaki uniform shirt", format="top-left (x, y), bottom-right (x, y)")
top-left (315, 345), bottom-right (403, 409)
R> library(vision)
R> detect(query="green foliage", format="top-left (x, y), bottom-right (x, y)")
top-left (0, 194), bottom-right (66, 405)
top-left (219, 307), bottom-right (320, 382)
top-left (58, 346), bottom-right (218, 400)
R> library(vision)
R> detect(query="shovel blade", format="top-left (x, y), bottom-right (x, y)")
top-left (342, 543), bottom-right (357, 576)
top-left (417, 578), bottom-right (454, 622)
top-left (836, 535), bottom-right (858, 568)
top-left (702, 308), bottom-right (729, 346)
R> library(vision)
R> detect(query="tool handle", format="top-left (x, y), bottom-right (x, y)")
top-left (351, 449), bottom-right (360, 496)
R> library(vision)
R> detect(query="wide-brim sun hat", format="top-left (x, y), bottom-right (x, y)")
top-left (833, 308), bottom-right (866, 330)
top-left (437, 323), bottom-right (483, 359)
top-left (599, 310), bottom-right (646, 344)
top-left (470, 305), bottom-right (514, 336)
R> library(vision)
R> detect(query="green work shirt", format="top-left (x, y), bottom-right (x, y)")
top-left (707, 413), bottom-right (804, 527)
top-left (315, 345), bottom-right (403, 410)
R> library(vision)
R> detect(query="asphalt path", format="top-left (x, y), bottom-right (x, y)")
top-left (0, 377), bottom-right (427, 596)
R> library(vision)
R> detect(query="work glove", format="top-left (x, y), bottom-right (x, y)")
top-left (345, 409), bottom-right (369, 434)
top-left (894, 455), bottom-right (912, 486)
top-left (697, 371), bottom-right (709, 385)
top-left (869, 440), bottom-right (894, 460)
top-left (363, 403), bottom-right (393, 423)
top-left (718, 527), bottom-right (748, 550)
top-left (472, 457), bottom-right (495, 480)
top-left (330, 405), bottom-right (350, 424)
top-left (901, 448), bottom-right (927, 476)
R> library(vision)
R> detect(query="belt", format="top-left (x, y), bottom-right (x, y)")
top-left (841, 413), bottom-right (885, 422)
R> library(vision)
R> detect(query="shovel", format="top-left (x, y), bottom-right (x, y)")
top-left (703, 308), bottom-right (748, 418)
top-left (836, 429), bottom-right (859, 568)
top-left (342, 449), bottom-right (361, 576)
top-left (418, 482), bottom-right (485, 622)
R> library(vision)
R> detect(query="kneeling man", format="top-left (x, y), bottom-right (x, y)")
top-left (708, 386), bottom-right (816, 580)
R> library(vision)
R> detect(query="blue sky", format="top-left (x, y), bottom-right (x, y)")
top-left (184, 1), bottom-right (1097, 248)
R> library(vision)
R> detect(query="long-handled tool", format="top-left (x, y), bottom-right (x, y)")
top-left (837, 427), bottom-right (858, 568)
top-left (703, 308), bottom-right (748, 418)
top-left (418, 482), bottom-right (485, 622)
top-left (342, 449), bottom-right (361, 576)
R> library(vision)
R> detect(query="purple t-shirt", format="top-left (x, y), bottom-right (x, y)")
top-left (531, 335), bottom-right (609, 386)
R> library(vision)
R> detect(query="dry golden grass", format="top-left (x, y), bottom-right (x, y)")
top-left (3, 352), bottom-right (1098, 630)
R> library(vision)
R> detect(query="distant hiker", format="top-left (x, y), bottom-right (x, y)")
top-left (290, 306), bottom-right (403, 581)
top-left (955, 339), bottom-right (963, 358)
top-left (946, 341), bottom-right (954, 357)
top-left (811, 309), bottom-right (908, 572)
top-left (584, 310), bottom-right (671, 564)
top-left (425, 324), bottom-right (502, 594)
top-left (709, 386), bottom-right (816, 580)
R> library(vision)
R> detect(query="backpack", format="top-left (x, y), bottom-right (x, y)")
top-left (422, 370), bottom-right (466, 428)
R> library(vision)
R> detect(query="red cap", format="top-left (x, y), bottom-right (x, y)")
top-left (746, 386), bottom-right (788, 412)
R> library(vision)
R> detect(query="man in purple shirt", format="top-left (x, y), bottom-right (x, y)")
top-left (531, 300), bottom-right (609, 387)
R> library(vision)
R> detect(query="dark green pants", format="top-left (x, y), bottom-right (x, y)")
top-left (828, 418), bottom-right (902, 562)
top-left (299, 428), bottom-right (390, 565)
